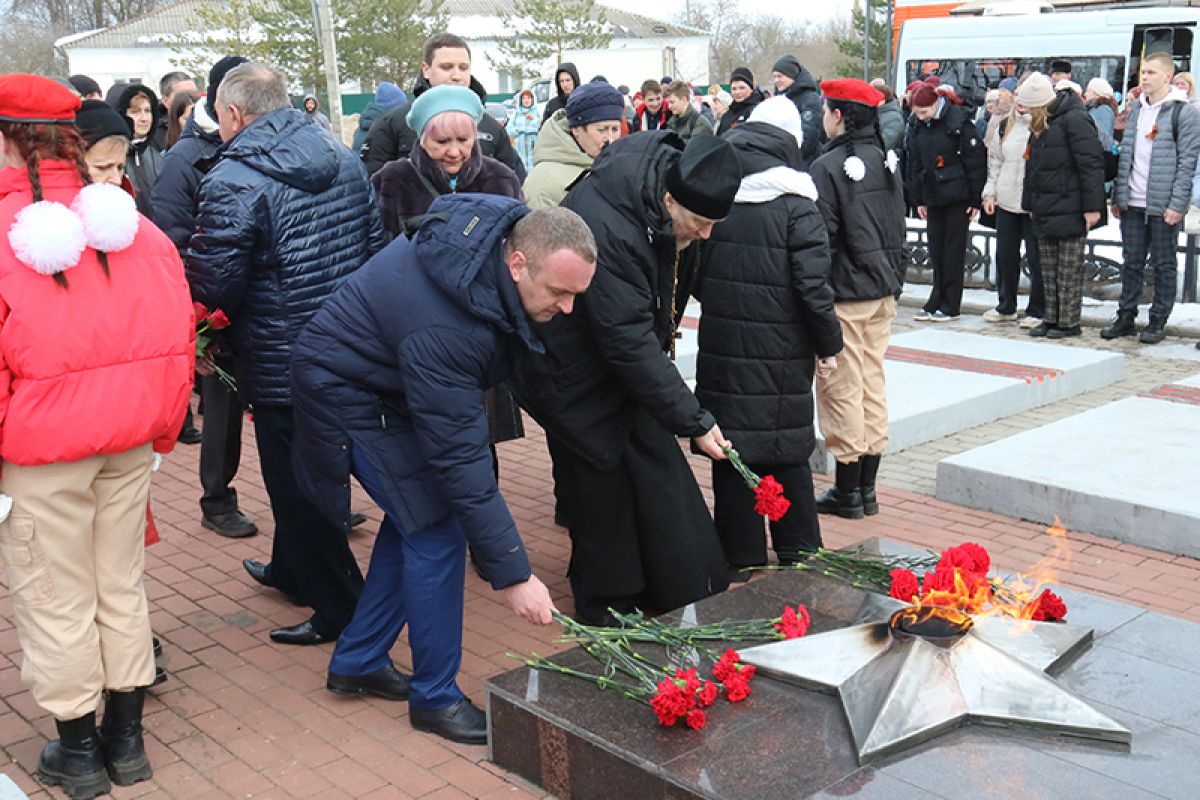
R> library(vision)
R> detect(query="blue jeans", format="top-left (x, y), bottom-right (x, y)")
top-left (328, 448), bottom-right (467, 710)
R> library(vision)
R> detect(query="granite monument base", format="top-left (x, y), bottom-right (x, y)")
top-left (487, 540), bottom-right (1200, 800)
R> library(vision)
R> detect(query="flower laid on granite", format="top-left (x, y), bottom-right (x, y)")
top-left (1028, 589), bottom-right (1068, 621)
top-left (712, 649), bottom-right (756, 702)
top-left (774, 605), bottom-right (810, 639)
top-left (889, 568), bottom-right (921, 602)
top-left (723, 446), bottom-right (791, 522)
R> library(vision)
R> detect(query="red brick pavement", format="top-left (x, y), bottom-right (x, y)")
top-left (3, 414), bottom-right (1199, 798)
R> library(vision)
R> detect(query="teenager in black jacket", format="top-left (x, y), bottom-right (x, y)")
top-left (905, 83), bottom-right (986, 321)
top-left (1017, 73), bottom-right (1106, 338)
top-left (809, 79), bottom-right (908, 519)
top-left (697, 102), bottom-right (843, 576)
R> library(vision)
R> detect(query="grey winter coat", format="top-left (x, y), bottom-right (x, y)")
top-left (878, 102), bottom-right (906, 153)
top-left (666, 106), bottom-right (714, 144)
top-left (1114, 91), bottom-right (1200, 216)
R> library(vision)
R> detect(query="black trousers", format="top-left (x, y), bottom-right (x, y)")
top-left (924, 202), bottom-right (970, 316)
top-left (253, 405), bottom-right (363, 637)
top-left (712, 459), bottom-right (821, 569)
top-left (994, 209), bottom-right (1045, 318)
top-left (198, 367), bottom-right (244, 517)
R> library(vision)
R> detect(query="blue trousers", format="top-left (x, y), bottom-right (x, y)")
top-left (328, 449), bottom-right (466, 710)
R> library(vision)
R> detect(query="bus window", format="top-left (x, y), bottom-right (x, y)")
top-left (1131, 24), bottom-right (1195, 90)
top-left (906, 56), bottom-right (1125, 106)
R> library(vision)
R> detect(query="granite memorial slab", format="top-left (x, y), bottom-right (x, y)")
top-left (487, 539), bottom-right (1200, 800)
top-left (937, 373), bottom-right (1200, 558)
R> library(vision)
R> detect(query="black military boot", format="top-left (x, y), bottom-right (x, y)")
top-left (1138, 316), bottom-right (1167, 344)
top-left (815, 460), bottom-right (864, 519)
top-left (1100, 310), bottom-right (1137, 340)
top-left (858, 454), bottom-right (882, 517)
top-left (36, 713), bottom-right (111, 799)
top-left (99, 688), bottom-right (153, 786)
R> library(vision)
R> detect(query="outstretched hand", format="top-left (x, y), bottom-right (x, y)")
top-left (502, 574), bottom-right (556, 625)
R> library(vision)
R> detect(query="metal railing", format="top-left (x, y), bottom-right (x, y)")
top-left (904, 226), bottom-right (1200, 303)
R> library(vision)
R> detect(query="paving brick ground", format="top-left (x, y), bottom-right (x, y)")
top-left (3, 319), bottom-right (1200, 798)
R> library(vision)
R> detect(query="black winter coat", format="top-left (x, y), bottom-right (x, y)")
top-left (541, 63), bottom-right (580, 127)
top-left (781, 65), bottom-right (825, 167)
top-left (511, 131), bottom-right (716, 470)
top-left (904, 103), bottom-right (987, 208)
top-left (290, 195), bottom-right (537, 586)
top-left (810, 128), bottom-right (908, 301)
top-left (360, 75), bottom-right (526, 180)
top-left (187, 108), bottom-right (386, 406)
top-left (111, 83), bottom-right (166, 218)
top-left (150, 110), bottom-right (221, 255)
top-left (696, 123), bottom-right (843, 463)
top-left (716, 89), bottom-right (765, 136)
top-left (371, 143), bottom-right (523, 239)
top-left (1022, 90), bottom-right (1106, 240)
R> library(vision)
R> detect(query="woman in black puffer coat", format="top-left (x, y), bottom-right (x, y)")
top-left (372, 85), bottom-right (525, 448)
top-left (698, 110), bottom-right (843, 575)
top-left (1018, 73), bottom-right (1106, 338)
top-left (904, 83), bottom-right (986, 321)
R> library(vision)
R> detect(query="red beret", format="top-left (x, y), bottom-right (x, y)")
top-left (0, 73), bottom-right (81, 124)
top-left (821, 78), bottom-right (884, 106)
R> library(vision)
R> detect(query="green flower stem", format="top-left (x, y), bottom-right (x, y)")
top-left (721, 446), bottom-right (761, 488)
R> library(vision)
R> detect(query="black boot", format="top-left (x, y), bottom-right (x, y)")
top-left (858, 454), bottom-right (881, 516)
top-left (815, 460), bottom-right (864, 520)
top-left (1100, 310), bottom-right (1137, 340)
top-left (1138, 316), bottom-right (1167, 344)
top-left (99, 688), bottom-right (152, 786)
top-left (36, 713), bottom-right (111, 799)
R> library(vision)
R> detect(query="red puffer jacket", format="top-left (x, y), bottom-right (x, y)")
top-left (0, 161), bottom-right (194, 466)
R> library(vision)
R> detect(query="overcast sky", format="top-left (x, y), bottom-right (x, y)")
top-left (601, 0), bottom-right (857, 27)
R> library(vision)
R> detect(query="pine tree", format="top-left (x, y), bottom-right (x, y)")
top-left (834, 1), bottom-right (892, 80)
top-left (487, 0), bottom-right (613, 82)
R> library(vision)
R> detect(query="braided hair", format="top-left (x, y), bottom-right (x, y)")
top-left (0, 120), bottom-right (108, 289)
top-left (826, 98), bottom-right (897, 189)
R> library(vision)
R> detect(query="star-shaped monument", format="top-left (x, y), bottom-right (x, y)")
top-left (738, 593), bottom-right (1131, 764)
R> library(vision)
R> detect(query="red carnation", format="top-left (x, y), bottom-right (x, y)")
top-left (723, 671), bottom-right (753, 702)
top-left (956, 542), bottom-right (991, 575)
top-left (674, 668), bottom-right (701, 694)
top-left (774, 604), bottom-right (810, 639)
top-left (651, 676), bottom-right (695, 726)
top-left (1031, 589), bottom-right (1068, 622)
top-left (208, 308), bottom-right (231, 330)
top-left (753, 475), bottom-right (792, 522)
top-left (712, 649), bottom-right (741, 683)
top-left (686, 709), bottom-right (707, 730)
top-left (698, 680), bottom-right (718, 708)
top-left (889, 568), bottom-right (920, 603)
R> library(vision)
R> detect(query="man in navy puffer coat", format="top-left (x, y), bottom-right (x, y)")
top-left (290, 194), bottom-right (594, 743)
top-left (188, 62), bottom-right (386, 646)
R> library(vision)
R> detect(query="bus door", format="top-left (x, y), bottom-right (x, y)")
top-left (1130, 23), bottom-right (1196, 90)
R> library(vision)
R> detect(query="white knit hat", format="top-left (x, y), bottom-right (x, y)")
top-left (1086, 77), bottom-right (1115, 98)
top-left (1015, 72), bottom-right (1055, 108)
top-left (748, 95), bottom-right (803, 149)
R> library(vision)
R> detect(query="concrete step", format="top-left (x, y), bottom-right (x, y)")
top-left (937, 374), bottom-right (1200, 559)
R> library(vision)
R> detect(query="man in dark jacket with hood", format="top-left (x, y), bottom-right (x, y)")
top-left (360, 33), bottom-right (525, 179)
top-left (188, 62), bottom-right (386, 646)
top-left (512, 131), bottom-right (740, 625)
top-left (152, 55), bottom-right (258, 541)
top-left (771, 55), bottom-right (824, 167)
top-left (541, 62), bottom-right (580, 127)
top-left (290, 195), bottom-right (593, 744)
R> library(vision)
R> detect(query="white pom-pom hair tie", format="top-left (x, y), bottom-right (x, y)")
top-left (843, 155), bottom-right (866, 182)
top-left (8, 201), bottom-right (87, 275)
top-left (886, 150), bottom-right (900, 174)
top-left (72, 183), bottom-right (139, 254)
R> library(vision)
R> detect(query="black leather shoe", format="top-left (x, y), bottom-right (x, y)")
top-left (1046, 325), bottom-right (1081, 339)
top-left (270, 619), bottom-right (334, 646)
top-left (244, 560), bottom-right (305, 605)
top-left (177, 426), bottom-right (202, 445)
top-left (327, 664), bottom-right (411, 701)
top-left (203, 510), bottom-right (258, 538)
top-left (1028, 321), bottom-right (1054, 338)
top-left (410, 698), bottom-right (487, 745)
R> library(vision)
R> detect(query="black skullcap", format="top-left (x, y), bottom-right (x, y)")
top-left (665, 135), bottom-right (742, 221)
top-left (731, 67), bottom-right (754, 87)
top-left (206, 55), bottom-right (249, 119)
top-left (68, 74), bottom-right (102, 97)
top-left (1051, 59), bottom-right (1072, 74)
top-left (772, 55), bottom-right (802, 81)
top-left (75, 99), bottom-right (130, 147)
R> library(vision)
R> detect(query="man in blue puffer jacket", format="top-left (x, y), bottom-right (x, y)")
top-left (188, 62), bottom-right (386, 647)
top-left (290, 194), bottom-right (595, 744)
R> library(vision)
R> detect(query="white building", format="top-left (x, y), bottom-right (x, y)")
top-left (56, 0), bottom-right (710, 98)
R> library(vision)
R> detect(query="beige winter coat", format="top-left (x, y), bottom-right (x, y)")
top-left (983, 112), bottom-right (1033, 214)
top-left (522, 109), bottom-right (593, 209)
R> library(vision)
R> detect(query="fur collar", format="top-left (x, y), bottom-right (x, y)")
top-left (734, 167), bottom-right (818, 204)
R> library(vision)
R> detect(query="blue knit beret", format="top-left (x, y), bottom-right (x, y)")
top-left (406, 84), bottom-right (483, 136)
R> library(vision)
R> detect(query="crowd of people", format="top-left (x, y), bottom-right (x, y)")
top-left (0, 31), bottom-right (1194, 800)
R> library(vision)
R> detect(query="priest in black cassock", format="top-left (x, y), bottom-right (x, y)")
top-left (512, 131), bottom-right (742, 625)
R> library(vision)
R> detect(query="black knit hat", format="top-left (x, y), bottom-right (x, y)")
top-left (75, 99), bottom-right (131, 147)
top-left (68, 74), bottom-right (102, 98)
top-left (665, 135), bottom-right (742, 220)
top-left (771, 55), bottom-right (802, 81)
top-left (205, 55), bottom-right (249, 119)
top-left (1050, 59), bottom-right (1072, 75)
top-left (730, 67), bottom-right (754, 87)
